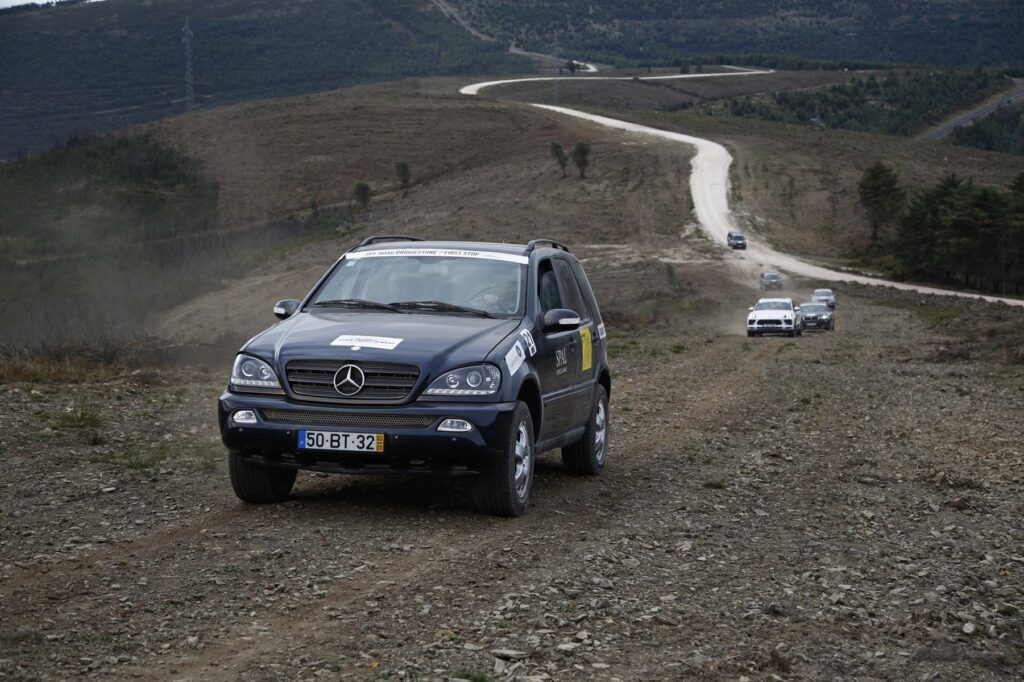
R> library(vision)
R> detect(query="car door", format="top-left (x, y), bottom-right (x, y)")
top-left (534, 257), bottom-right (580, 440)
top-left (553, 258), bottom-right (596, 428)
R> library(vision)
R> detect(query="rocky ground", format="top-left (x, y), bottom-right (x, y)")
top-left (2, 274), bottom-right (1023, 682)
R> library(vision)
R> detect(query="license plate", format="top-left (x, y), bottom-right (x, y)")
top-left (298, 430), bottom-right (384, 452)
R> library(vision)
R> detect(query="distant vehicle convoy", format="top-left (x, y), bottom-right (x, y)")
top-left (727, 230), bottom-right (747, 249)
top-left (745, 285), bottom-right (838, 336)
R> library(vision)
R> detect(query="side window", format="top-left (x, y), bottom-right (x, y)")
top-left (538, 259), bottom-right (563, 312)
top-left (553, 259), bottom-right (589, 321)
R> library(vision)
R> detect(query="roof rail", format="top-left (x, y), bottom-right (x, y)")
top-left (524, 239), bottom-right (571, 254)
top-left (358, 235), bottom-right (425, 247)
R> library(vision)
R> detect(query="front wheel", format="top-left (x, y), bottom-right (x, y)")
top-left (474, 402), bottom-right (534, 517)
top-left (228, 450), bottom-right (296, 503)
top-left (562, 385), bottom-right (609, 475)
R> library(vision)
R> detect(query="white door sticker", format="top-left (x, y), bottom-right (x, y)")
top-left (505, 341), bottom-right (526, 375)
top-left (330, 335), bottom-right (403, 350)
top-left (519, 329), bottom-right (537, 357)
top-left (597, 323), bottom-right (607, 340)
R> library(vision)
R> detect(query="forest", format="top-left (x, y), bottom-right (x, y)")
top-left (450, 0), bottom-right (1024, 68)
top-left (0, 0), bottom-right (531, 159)
top-left (884, 174), bottom-right (1024, 295)
top-left (722, 70), bottom-right (1010, 136)
top-left (947, 101), bottom-right (1024, 156)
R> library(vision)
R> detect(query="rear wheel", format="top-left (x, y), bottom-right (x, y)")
top-left (474, 402), bottom-right (534, 517)
top-left (228, 450), bottom-right (296, 503)
top-left (562, 385), bottom-right (609, 475)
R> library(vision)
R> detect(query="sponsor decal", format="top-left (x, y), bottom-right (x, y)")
top-left (519, 329), bottom-right (537, 357)
top-left (579, 327), bottom-right (593, 371)
top-left (330, 335), bottom-right (403, 351)
top-left (555, 346), bottom-right (568, 376)
top-left (597, 323), bottom-right (607, 340)
top-left (505, 341), bottom-right (526, 375)
top-left (347, 248), bottom-right (528, 265)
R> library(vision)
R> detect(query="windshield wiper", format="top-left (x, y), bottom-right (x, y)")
top-left (391, 300), bottom-right (496, 318)
top-left (314, 298), bottom-right (404, 313)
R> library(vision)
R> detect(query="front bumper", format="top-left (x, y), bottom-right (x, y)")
top-left (747, 318), bottom-right (796, 334)
top-left (219, 391), bottom-right (517, 475)
top-left (802, 318), bottom-right (832, 329)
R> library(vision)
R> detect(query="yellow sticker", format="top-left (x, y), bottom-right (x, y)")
top-left (579, 327), bottom-right (593, 372)
top-left (375, 433), bottom-right (385, 452)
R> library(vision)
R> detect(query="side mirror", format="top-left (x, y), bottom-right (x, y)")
top-left (273, 299), bottom-right (300, 320)
top-left (748, 306), bottom-right (754, 312)
top-left (542, 308), bottom-right (581, 333)
top-left (794, 306), bottom-right (801, 312)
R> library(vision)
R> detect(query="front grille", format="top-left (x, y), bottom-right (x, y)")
top-left (286, 360), bottom-right (420, 402)
top-left (757, 319), bottom-right (783, 326)
top-left (262, 409), bottom-right (434, 428)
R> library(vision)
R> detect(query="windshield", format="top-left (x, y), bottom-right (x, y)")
top-left (813, 289), bottom-right (833, 296)
top-left (754, 301), bottom-right (791, 311)
top-left (310, 252), bottom-right (526, 316)
top-left (762, 273), bottom-right (780, 280)
top-left (802, 304), bottom-right (828, 313)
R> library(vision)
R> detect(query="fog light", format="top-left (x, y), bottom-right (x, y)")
top-left (233, 409), bottom-right (258, 425)
top-left (438, 418), bottom-right (473, 433)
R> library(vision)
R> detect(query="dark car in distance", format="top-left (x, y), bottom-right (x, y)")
top-left (799, 302), bottom-right (834, 331)
top-left (219, 237), bottom-right (611, 517)
top-left (759, 271), bottom-right (783, 290)
top-left (727, 231), bottom-right (747, 249)
top-left (811, 288), bottom-right (836, 309)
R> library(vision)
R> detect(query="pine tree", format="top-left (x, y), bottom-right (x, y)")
top-left (857, 161), bottom-right (906, 243)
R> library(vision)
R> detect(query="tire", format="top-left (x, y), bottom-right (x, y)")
top-left (796, 327), bottom-right (803, 336)
top-left (474, 402), bottom-right (534, 517)
top-left (562, 385), bottom-right (609, 476)
top-left (788, 330), bottom-right (797, 337)
top-left (228, 450), bottom-right (296, 503)
top-left (746, 330), bottom-right (754, 337)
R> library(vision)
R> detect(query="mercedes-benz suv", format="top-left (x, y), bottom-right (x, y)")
top-left (218, 237), bottom-right (611, 516)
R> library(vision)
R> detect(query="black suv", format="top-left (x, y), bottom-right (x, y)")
top-left (726, 230), bottom-right (747, 249)
top-left (218, 237), bottom-right (611, 516)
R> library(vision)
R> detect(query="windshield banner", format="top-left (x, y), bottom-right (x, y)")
top-left (347, 248), bottom-right (528, 265)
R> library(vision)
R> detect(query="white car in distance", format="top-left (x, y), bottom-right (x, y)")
top-left (747, 298), bottom-right (802, 337)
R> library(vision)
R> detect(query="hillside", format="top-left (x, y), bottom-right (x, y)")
top-left (448, 0), bottom-right (1024, 68)
top-left (0, 0), bottom-right (531, 159)
top-left (5, 73), bottom-right (1024, 677)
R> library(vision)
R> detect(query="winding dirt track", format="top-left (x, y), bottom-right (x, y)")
top-left (461, 71), bottom-right (1024, 307)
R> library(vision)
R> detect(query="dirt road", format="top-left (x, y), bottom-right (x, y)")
top-left (3, 282), bottom-right (1023, 680)
top-left (465, 75), bottom-right (1024, 307)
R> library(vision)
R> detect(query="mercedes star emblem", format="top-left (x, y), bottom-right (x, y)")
top-left (333, 364), bottom-right (366, 396)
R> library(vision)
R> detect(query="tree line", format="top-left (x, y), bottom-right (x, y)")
top-left (858, 162), bottom-right (1024, 295)
top-left (725, 69), bottom-right (1009, 137)
top-left (448, 0), bottom-right (1024, 67)
top-left (947, 101), bottom-right (1024, 156)
top-left (0, 0), bottom-right (532, 159)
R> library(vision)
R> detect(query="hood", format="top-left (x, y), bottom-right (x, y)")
top-left (748, 309), bottom-right (793, 320)
top-left (244, 310), bottom-right (520, 370)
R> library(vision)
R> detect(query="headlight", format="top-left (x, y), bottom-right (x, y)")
top-left (230, 354), bottom-right (282, 391)
top-left (424, 364), bottom-right (501, 396)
